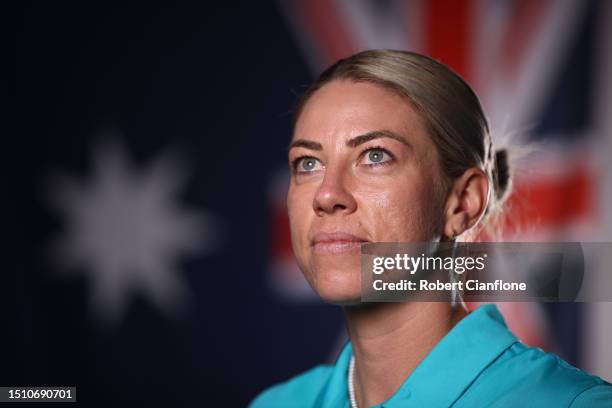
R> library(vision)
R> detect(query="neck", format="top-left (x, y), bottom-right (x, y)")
top-left (343, 301), bottom-right (467, 407)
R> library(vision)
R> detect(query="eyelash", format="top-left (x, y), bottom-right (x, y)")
top-left (290, 146), bottom-right (395, 174)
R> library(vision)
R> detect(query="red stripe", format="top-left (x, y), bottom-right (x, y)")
top-left (477, 165), bottom-right (594, 240)
top-left (423, 0), bottom-right (473, 82)
top-left (498, 0), bottom-right (551, 76)
top-left (271, 204), bottom-right (292, 257)
top-left (293, 0), bottom-right (356, 67)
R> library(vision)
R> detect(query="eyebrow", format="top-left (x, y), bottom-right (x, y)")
top-left (346, 130), bottom-right (412, 148)
top-left (287, 139), bottom-right (322, 151)
top-left (288, 130), bottom-right (412, 152)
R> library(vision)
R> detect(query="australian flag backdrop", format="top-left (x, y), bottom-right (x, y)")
top-left (4, 1), bottom-right (612, 406)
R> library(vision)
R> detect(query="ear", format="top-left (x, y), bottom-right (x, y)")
top-left (442, 168), bottom-right (489, 239)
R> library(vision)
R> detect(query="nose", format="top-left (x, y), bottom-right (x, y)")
top-left (313, 166), bottom-right (357, 216)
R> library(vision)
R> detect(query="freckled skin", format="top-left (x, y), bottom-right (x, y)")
top-left (287, 80), bottom-right (447, 304)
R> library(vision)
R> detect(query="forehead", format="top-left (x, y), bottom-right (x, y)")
top-left (294, 80), bottom-right (428, 142)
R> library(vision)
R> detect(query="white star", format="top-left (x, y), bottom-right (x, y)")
top-left (47, 136), bottom-right (219, 326)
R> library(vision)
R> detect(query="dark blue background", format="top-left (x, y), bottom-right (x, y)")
top-left (6, 2), bottom-right (344, 406)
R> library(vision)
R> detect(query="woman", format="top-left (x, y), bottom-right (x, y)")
top-left (251, 50), bottom-right (612, 407)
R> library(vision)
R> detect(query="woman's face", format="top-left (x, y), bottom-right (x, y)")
top-left (287, 80), bottom-right (446, 304)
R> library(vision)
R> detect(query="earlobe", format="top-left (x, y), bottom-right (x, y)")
top-left (442, 168), bottom-right (489, 239)
top-left (442, 192), bottom-right (463, 240)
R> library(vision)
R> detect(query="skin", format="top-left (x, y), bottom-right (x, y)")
top-left (287, 79), bottom-right (489, 406)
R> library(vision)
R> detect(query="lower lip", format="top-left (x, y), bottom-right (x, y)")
top-left (312, 241), bottom-right (366, 254)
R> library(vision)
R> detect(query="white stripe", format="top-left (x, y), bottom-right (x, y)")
top-left (584, 0), bottom-right (612, 382)
top-left (483, 0), bottom-right (587, 141)
top-left (334, 0), bottom-right (411, 51)
top-left (472, 0), bottom-right (514, 94)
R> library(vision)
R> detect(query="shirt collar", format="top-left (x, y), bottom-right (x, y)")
top-left (324, 304), bottom-right (518, 408)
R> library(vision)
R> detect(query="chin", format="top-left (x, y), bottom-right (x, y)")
top-left (309, 268), bottom-right (362, 305)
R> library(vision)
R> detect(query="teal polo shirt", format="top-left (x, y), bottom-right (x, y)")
top-left (250, 304), bottom-right (612, 407)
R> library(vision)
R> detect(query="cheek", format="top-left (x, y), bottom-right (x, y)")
top-left (357, 179), bottom-right (441, 242)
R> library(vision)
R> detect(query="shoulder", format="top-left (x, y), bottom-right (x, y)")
top-left (460, 341), bottom-right (612, 407)
top-left (249, 364), bottom-right (335, 408)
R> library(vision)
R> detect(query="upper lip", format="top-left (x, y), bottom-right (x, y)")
top-left (311, 231), bottom-right (369, 246)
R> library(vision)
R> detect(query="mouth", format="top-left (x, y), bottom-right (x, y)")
top-left (311, 232), bottom-right (369, 254)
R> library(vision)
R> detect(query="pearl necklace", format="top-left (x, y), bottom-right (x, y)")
top-left (348, 355), bottom-right (358, 408)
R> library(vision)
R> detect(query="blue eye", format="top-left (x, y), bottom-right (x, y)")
top-left (363, 148), bottom-right (391, 165)
top-left (295, 157), bottom-right (323, 173)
